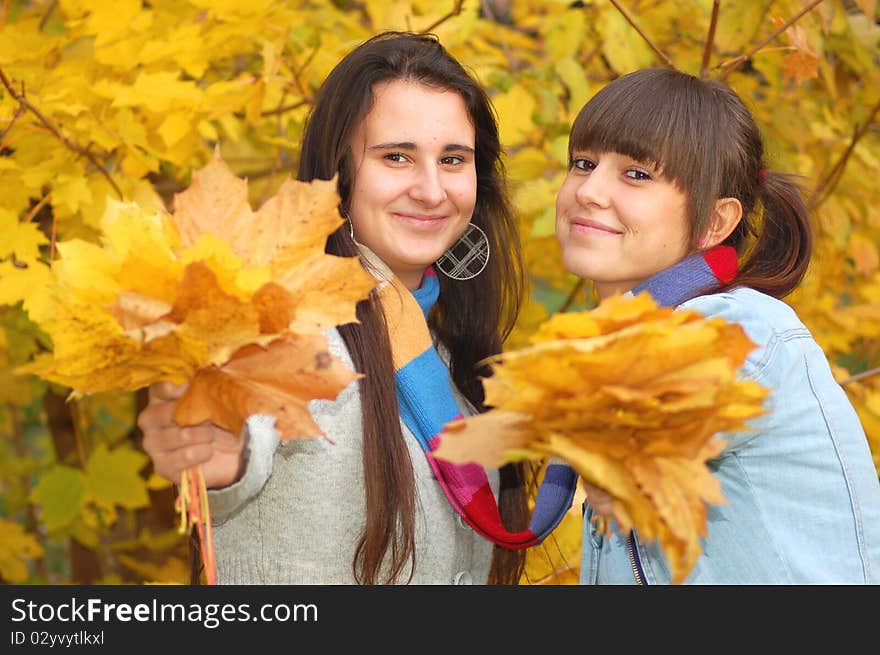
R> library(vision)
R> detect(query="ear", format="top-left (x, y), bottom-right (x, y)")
top-left (700, 197), bottom-right (742, 249)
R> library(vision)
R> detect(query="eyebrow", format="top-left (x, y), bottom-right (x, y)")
top-left (368, 141), bottom-right (475, 154)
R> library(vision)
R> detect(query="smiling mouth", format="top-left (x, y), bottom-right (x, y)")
top-left (392, 212), bottom-right (448, 228)
top-left (570, 218), bottom-right (623, 236)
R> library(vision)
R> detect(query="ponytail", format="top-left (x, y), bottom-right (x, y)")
top-left (724, 171), bottom-right (813, 299)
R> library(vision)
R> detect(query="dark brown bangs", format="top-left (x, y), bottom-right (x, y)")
top-left (569, 69), bottom-right (726, 230)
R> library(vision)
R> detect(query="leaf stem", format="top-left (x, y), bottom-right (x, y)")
top-left (177, 466), bottom-right (216, 584)
top-left (608, 0), bottom-right (675, 69)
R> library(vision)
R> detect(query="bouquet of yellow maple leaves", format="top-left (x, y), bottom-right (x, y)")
top-left (436, 293), bottom-right (769, 584)
top-left (19, 153), bottom-right (376, 583)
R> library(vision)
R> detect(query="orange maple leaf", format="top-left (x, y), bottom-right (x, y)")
top-left (174, 334), bottom-right (360, 441)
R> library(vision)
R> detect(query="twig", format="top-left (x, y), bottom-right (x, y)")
top-left (259, 100), bottom-right (307, 118)
top-left (809, 96), bottom-right (880, 210)
top-left (608, 0), bottom-right (675, 69)
top-left (284, 42), bottom-right (319, 104)
top-left (559, 278), bottom-right (587, 313)
top-left (38, 0), bottom-right (58, 31)
top-left (717, 0), bottom-right (825, 81)
top-left (23, 193), bottom-right (51, 224)
top-left (0, 103), bottom-right (25, 145)
top-left (238, 164), bottom-right (297, 180)
top-left (49, 203), bottom-right (58, 260)
top-left (0, 66), bottom-right (123, 200)
top-left (700, 1), bottom-right (721, 79)
top-left (1, 0), bottom-right (8, 31)
top-left (420, 0), bottom-right (465, 34)
top-left (839, 366), bottom-right (880, 387)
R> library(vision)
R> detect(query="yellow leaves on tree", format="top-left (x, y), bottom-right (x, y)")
top-left (20, 152), bottom-right (375, 441)
top-left (436, 293), bottom-right (769, 584)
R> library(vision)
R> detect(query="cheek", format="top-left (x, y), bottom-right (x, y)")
top-left (556, 180), bottom-right (576, 212)
top-left (448, 174), bottom-right (478, 215)
top-left (351, 169), bottom-right (394, 212)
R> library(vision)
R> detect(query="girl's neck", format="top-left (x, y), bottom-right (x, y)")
top-left (354, 241), bottom-right (429, 290)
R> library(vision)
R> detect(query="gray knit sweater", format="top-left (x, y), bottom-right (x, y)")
top-left (207, 328), bottom-right (497, 584)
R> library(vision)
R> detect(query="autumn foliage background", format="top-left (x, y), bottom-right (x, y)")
top-left (1, 0), bottom-right (878, 584)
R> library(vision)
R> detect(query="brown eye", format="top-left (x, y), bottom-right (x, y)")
top-left (571, 157), bottom-right (595, 172)
top-left (625, 168), bottom-right (651, 181)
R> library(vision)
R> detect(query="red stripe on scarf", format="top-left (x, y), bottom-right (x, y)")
top-left (703, 246), bottom-right (738, 283)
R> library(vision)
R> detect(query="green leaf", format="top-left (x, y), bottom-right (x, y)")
top-left (30, 466), bottom-right (87, 531)
top-left (85, 444), bottom-right (150, 510)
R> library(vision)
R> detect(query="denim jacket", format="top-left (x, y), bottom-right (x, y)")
top-left (580, 287), bottom-right (880, 584)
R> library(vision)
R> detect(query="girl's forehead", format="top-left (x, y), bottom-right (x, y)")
top-left (359, 82), bottom-right (475, 145)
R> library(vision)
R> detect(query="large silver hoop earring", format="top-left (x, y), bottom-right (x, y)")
top-left (435, 222), bottom-right (490, 281)
top-left (340, 208), bottom-right (359, 245)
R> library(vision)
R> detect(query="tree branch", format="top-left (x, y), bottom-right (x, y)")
top-left (420, 0), bottom-right (465, 34)
top-left (839, 366), bottom-right (880, 387)
top-left (260, 100), bottom-right (308, 118)
top-left (39, 0), bottom-right (58, 31)
top-left (0, 102), bottom-right (25, 146)
top-left (559, 278), bottom-right (587, 313)
top-left (809, 96), bottom-right (880, 210)
top-left (23, 193), bottom-right (51, 224)
top-left (717, 0), bottom-right (825, 81)
top-left (700, 1), bottom-right (721, 79)
top-left (609, 0), bottom-right (675, 69)
top-left (0, 66), bottom-right (123, 199)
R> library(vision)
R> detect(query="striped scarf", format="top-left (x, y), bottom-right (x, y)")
top-left (379, 246), bottom-right (738, 550)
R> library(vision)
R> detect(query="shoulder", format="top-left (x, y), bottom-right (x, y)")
top-left (679, 287), bottom-right (806, 338)
top-left (678, 287), bottom-right (811, 378)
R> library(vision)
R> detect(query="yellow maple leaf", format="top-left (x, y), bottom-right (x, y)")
top-left (436, 293), bottom-right (769, 584)
top-left (19, 152), bottom-right (376, 442)
top-left (0, 518), bottom-right (44, 583)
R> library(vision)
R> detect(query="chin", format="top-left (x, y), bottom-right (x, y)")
top-left (561, 252), bottom-right (595, 280)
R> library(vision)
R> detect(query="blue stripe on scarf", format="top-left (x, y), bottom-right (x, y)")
top-left (411, 271), bottom-right (439, 318)
top-left (397, 347), bottom-right (461, 452)
top-left (530, 464), bottom-right (579, 535)
top-left (632, 252), bottom-right (718, 307)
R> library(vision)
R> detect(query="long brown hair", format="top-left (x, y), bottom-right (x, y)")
top-left (568, 68), bottom-right (812, 299)
top-left (298, 31), bottom-right (527, 584)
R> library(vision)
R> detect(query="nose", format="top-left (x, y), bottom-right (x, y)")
top-left (408, 164), bottom-right (447, 206)
top-left (573, 162), bottom-right (611, 209)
